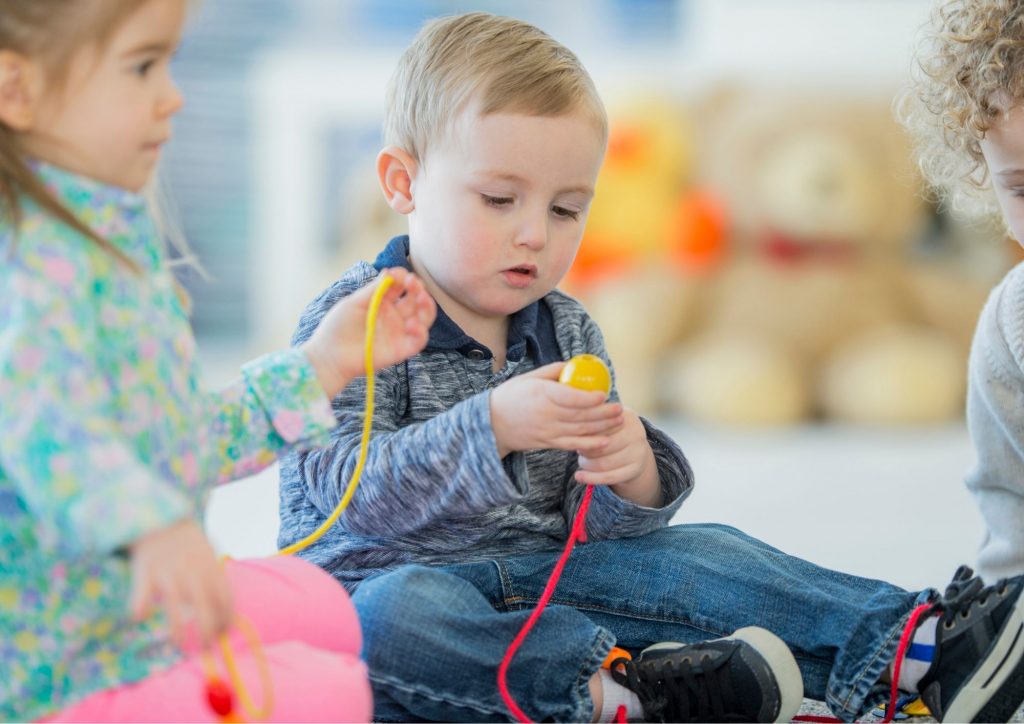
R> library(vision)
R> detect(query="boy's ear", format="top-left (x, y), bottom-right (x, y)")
top-left (0, 50), bottom-right (40, 131)
top-left (376, 145), bottom-right (418, 215)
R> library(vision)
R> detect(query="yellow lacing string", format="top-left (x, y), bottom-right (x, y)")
top-left (202, 275), bottom-right (394, 722)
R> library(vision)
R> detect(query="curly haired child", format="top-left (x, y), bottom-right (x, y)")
top-left (901, 0), bottom-right (1024, 585)
top-left (0, 1), bottom-right (434, 721)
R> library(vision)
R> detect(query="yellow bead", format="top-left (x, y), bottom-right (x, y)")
top-left (559, 354), bottom-right (611, 396)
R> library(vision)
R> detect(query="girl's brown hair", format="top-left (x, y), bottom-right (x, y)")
top-left (899, 0), bottom-right (1024, 218)
top-left (0, 0), bottom-right (152, 269)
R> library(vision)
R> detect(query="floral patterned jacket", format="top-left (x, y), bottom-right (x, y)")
top-left (0, 163), bottom-right (336, 721)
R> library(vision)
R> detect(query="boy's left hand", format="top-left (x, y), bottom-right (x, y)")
top-left (574, 408), bottom-right (662, 507)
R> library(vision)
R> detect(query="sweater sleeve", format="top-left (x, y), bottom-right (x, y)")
top-left (280, 271), bottom-right (522, 540)
top-left (200, 348), bottom-right (337, 485)
top-left (0, 251), bottom-right (191, 556)
top-left (559, 305), bottom-right (694, 541)
top-left (966, 264), bottom-right (1024, 582)
top-left (291, 372), bottom-right (520, 538)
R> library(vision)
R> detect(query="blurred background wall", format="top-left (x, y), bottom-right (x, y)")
top-left (178, 0), bottom-right (1012, 589)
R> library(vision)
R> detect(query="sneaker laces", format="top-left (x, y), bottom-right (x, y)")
top-left (931, 564), bottom-right (1007, 624)
top-left (880, 565), bottom-right (1012, 724)
top-left (611, 644), bottom-right (747, 722)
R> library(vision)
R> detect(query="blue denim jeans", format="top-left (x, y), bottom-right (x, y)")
top-left (352, 523), bottom-right (933, 722)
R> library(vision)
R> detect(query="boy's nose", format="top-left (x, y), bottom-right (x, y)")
top-left (515, 215), bottom-right (548, 250)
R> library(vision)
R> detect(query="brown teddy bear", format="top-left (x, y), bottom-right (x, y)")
top-left (661, 89), bottom-right (1003, 426)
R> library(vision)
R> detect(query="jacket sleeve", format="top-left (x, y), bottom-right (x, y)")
top-left (0, 254), bottom-right (191, 556)
top-left (965, 266), bottom-right (1024, 582)
top-left (561, 309), bottom-right (694, 542)
top-left (200, 348), bottom-right (337, 485)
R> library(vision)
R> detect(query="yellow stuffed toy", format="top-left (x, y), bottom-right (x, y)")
top-left (566, 97), bottom-right (726, 413)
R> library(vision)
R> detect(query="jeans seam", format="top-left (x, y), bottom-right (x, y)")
top-left (369, 672), bottom-right (508, 719)
top-left (493, 559), bottom-right (515, 609)
top-left (501, 594), bottom-right (723, 634)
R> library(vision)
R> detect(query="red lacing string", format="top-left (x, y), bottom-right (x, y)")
top-left (793, 602), bottom-right (933, 724)
top-left (497, 485), bottom-right (595, 723)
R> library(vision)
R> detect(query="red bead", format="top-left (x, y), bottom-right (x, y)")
top-left (206, 678), bottom-right (234, 717)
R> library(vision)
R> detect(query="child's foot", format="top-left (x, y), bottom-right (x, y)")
top-left (608, 626), bottom-right (803, 722)
top-left (917, 565), bottom-right (1024, 722)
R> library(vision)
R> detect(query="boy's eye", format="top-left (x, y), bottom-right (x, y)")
top-left (483, 195), bottom-right (513, 207)
top-left (552, 205), bottom-right (580, 221)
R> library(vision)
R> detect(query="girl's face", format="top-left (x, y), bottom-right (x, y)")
top-left (23, 0), bottom-right (186, 192)
top-left (981, 104), bottom-right (1024, 242)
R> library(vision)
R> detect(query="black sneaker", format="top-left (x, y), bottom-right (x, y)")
top-left (609, 626), bottom-right (803, 722)
top-left (917, 565), bottom-right (1024, 722)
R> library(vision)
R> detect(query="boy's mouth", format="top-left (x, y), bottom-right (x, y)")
top-left (502, 264), bottom-right (537, 288)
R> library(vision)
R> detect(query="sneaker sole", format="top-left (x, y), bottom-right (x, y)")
top-left (728, 627), bottom-right (804, 723)
top-left (943, 589), bottom-right (1024, 722)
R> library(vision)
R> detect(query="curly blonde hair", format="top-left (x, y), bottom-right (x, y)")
top-left (898, 0), bottom-right (1024, 219)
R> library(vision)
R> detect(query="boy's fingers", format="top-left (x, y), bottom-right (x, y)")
top-left (558, 435), bottom-right (609, 452)
top-left (523, 361), bottom-right (566, 380)
top-left (555, 402), bottom-right (621, 422)
top-left (547, 384), bottom-right (610, 408)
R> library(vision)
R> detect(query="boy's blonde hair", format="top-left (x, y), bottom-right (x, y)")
top-left (899, 0), bottom-right (1024, 218)
top-left (384, 12), bottom-right (607, 164)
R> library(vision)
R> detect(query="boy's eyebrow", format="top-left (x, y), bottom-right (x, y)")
top-left (121, 41), bottom-right (174, 57)
top-left (479, 171), bottom-right (594, 197)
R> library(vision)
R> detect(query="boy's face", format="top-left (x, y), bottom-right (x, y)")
top-left (982, 104), bottom-right (1024, 242)
top-left (406, 105), bottom-right (605, 331)
top-left (23, 0), bottom-right (185, 192)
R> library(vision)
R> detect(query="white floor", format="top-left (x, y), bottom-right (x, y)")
top-left (205, 415), bottom-right (984, 593)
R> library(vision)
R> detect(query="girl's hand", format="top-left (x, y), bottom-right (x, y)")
top-left (490, 362), bottom-right (624, 458)
top-left (575, 408), bottom-right (662, 506)
top-left (304, 268), bottom-right (436, 399)
top-left (128, 519), bottom-right (234, 650)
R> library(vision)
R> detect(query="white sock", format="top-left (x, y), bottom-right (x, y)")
top-left (598, 668), bottom-right (643, 722)
top-left (897, 615), bottom-right (938, 693)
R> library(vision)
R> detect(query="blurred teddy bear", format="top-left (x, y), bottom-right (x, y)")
top-left (662, 90), bottom-right (1003, 426)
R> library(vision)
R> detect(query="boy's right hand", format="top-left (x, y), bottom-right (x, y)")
top-left (490, 362), bottom-right (624, 458)
top-left (128, 519), bottom-right (234, 651)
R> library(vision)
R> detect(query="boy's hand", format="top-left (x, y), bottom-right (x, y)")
top-left (304, 268), bottom-right (436, 399)
top-left (575, 408), bottom-right (662, 507)
top-left (127, 519), bottom-right (234, 651)
top-left (490, 362), bottom-right (624, 458)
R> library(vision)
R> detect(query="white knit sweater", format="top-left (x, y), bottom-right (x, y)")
top-left (967, 260), bottom-right (1024, 582)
